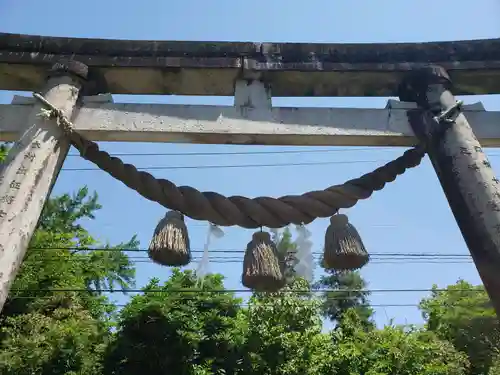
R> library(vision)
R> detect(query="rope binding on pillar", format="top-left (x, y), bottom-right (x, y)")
top-left (32, 91), bottom-right (426, 291)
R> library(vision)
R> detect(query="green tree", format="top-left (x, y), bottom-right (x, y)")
top-left (2, 187), bottom-right (136, 320)
top-left (233, 227), bottom-right (332, 375)
top-left (315, 269), bottom-right (374, 328)
top-left (330, 309), bottom-right (469, 374)
top-left (0, 186), bottom-right (137, 375)
top-left (103, 269), bottom-right (245, 375)
top-left (0, 143), bottom-right (7, 161)
top-left (420, 280), bottom-right (500, 375)
top-left (0, 301), bottom-right (108, 375)
top-left (243, 278), bottom-right (335, 375)
top-left (489, 355), bottom-right (500, 375)
top-left (271, 226), bottom-right (297, 256)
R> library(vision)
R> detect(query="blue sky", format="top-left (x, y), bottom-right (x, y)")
top-left (1, 0), bottom-right (500, 327)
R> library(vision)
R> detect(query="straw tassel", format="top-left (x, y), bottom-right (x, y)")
top-left (148, 211), bottom-right (191, 266)
top-left (242, 231), bottom-right (286, 292)
top-left (323, 213), bottom-right (369, 270)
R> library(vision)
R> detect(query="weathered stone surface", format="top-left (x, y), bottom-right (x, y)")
top-left (1, 33), bottom-right (500, 96)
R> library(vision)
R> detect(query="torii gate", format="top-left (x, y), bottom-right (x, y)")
top-left (1, 33), bottom-right (500, 315)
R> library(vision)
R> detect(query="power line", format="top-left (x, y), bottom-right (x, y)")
top-left (26, 255), bottom-right (473, 260)
top-left (66, 147), bottom-right (395, 158)
top-left (22, 261), bottom-right (474, 265)
top-left (8, 287), bottom-right (487, 294)
top-left (60, 159), bottom-right (390, 172)
top-left (56, 142), bottom-right (500, 171)
top-left (6, 296), bottom-right (487, 309)
top-left (24, 255), bottom-right (473, 261)
top-left (109, 302), bottom-right (491, 309)
top-left (8, 291), bottom-right (490, 313)
top-left (63, 148), bottom-right (500, 158)
top-left (22, 257), bottom-right (474, 265)
top-left (6, 295), bottom-right (409, 301)
top-left (109, 303), bottom-right (456, 308)
top-left (28, 247), bottom-right (473, 257)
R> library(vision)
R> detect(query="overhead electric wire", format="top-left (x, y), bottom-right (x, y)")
top-left (25, 249), bottom-right (474, 263)
top-left (22, 256), bottom-right (474, 265)
top-left (8, 287), bottom-right (490, 311)
top-left (22, 261), bottom-right (474, 266)
top-left (24, 247), bottom-right (475, 267)
top-left (61, 159), bottom-right (391, 172)
top-left (64, 147), bottom-right (500, 158)
top-left (8, 287), bottom-right (487, 294)
top-left (28, 246), bottom-right (472, 257)
top-left (24, 255), bottom-right (474, 260)
top-left (106, 302), bottom-right (464, 308)
top-left (8, 141), bottom-right (500, 172)
top-left (66, 147), bottom-right (395, 158)
top-left (5, 296), bottom-right (488, 310)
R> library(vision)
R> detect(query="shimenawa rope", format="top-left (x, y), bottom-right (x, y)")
top-left (33, 92), bottom-right (426, 229)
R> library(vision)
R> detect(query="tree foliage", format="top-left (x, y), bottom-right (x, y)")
top-left (0, 180), bottom-right (491, 375)
top-left (315, 269), bottom-right (374, 328)
top-left (0, 143), bottom-right (7, 161)
top-left (0, 185), bottom-right (136, 375)
top-left (103, 270), bottom-right (244, 375)
top-left (0, 304), bottom-right (108, 375)
top-left (243, 278), bottom-right (333, 375)
top-left (420, 280), bottom-right (500, 375)
top-left (330, 309), bottom-right (469, 374)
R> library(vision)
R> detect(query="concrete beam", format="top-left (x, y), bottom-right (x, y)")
top-left (1, 99), bottom-right (499, 147)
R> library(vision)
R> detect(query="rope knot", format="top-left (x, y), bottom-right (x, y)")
top-left (56, 115), bottom-right (74, 136)
top-left (33, 93), bottom-right (73, 136)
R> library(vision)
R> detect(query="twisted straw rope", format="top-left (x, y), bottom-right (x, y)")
top-left (34, 93), bottom-right (426, 229)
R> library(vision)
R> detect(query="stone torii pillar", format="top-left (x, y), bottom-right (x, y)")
top-left (0, 61), bottom-right (88, 312)
top-left (399, 66), bottom-right (500, 318)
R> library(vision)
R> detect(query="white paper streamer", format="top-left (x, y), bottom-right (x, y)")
top-left (294, 225), bottom-right (314, 283)
top-left (196, 223), bottom-right (224, 284)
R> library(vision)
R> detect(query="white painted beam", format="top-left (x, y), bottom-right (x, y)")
top-left (1, 100), bottom-right (499, 147)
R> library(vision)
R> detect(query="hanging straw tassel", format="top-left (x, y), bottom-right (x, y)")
top-left (148, 211), bottom-right (191, 266)
top-left (323, 213), bottom-right (369, 271)
top-left (242, 231), bottom-right (286, 292)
